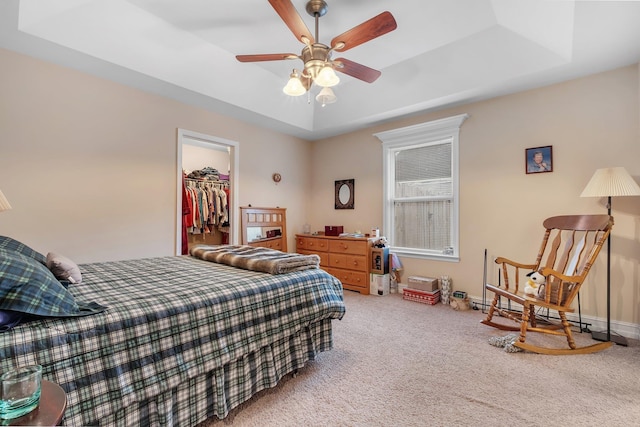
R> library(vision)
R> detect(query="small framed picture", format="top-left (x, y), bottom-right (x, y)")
top-left (335, 179), bottom-right (354, 209)
top-left (525, 146), bottom-right (553, 174)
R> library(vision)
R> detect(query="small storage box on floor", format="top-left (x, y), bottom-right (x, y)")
top-left (403, 287), bottom-right (440, 305)
top-left (407, 276), bottom-right (439, 292)
top-left (370, 273), bottom-right (390, 296)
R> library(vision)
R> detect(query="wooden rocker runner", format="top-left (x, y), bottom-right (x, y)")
top-left (482, 215), bottom-right (614, 355)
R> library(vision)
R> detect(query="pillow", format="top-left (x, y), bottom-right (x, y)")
top-left (0, 248), bottom-right (80, 318)
top-left (46, 252), bottom-right (82, 284)
top-left (0, 236), bottom-right (46, 265)
top-left (0, 310), bottom-right (24, 332)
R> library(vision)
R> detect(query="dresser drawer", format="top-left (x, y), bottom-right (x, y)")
top-left (326, 268), bottom-right (368, 290)
top-left (249, 238), bottom-right (282, 250)
top-left (346, 254), bottom-right (367, 272)
top-left (329, 253), bottom-right (367, 272)
top-left (297, 236), bottom-right (329, 252)
top-left (296, 236), bottom-right (305, 250)
top-left (329, 254), bottom-right (366, 272)
top-left (329, 239), bottom-right (368, 255)
top-left (267, 239), bottom-right (283, 250)
top-left (328, 253), bottom-right (347, 269)
top-left (306, 237), bottom-right (329, 252)
top-left (326, 267), bottom-right (349, 283)
top-left (347, 270), bottom-right (368, 289)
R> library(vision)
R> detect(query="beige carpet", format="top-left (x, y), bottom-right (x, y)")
top-left (201, 291), bottom-right (640, 427)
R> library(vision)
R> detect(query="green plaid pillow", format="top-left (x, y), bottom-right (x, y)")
top-left (0, 248), bottom-right (80, 317)
top-left (0, 236), bottom-right (46, 265)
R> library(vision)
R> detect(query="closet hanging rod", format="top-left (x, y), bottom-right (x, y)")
top-left (184, 178), bottom-right (229, 187)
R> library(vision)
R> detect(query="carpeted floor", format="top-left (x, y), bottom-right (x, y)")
top-left (201, 290), bottom-right (640, 426)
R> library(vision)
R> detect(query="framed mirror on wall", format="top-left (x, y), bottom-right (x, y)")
top-left (335, 179), bottom-right (355, 209)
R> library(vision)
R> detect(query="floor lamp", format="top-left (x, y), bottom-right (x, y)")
top-left (580, 167), bottom-right (640, 346)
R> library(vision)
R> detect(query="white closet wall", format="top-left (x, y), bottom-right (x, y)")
top-left (183, 143), bottom-right (229, 174)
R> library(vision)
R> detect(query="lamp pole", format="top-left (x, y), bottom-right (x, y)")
top-left (606, 196), bottom-right (611, 342)
top-left (591, 195), bottom-right (625, 345)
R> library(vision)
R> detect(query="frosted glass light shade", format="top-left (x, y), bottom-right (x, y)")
top-left (283, 71), bottom-right (305, 96)
top-left (314, 66), bottom-right (339, 87)
top-left (315, 87), bottom-right (336, 107)
top-left (580, 167), bottom-right (640, 198)
top-left (0, 190), bottom-right (12, 212)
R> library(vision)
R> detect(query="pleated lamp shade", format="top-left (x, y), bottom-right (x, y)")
top-left (580, 167), bottom-right (640, 198)
top-left (0, 189), bottom-right (12, 212)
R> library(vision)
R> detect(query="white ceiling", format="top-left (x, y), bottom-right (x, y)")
top-left (2, 0), bottom-right (640, 141)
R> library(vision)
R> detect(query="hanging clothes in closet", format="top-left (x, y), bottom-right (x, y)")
top-left (181, 174), bottom-right (192, 255)
top-left (183, 176), bottom-right (229, 238)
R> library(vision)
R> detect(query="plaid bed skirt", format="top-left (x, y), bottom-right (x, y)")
top-left (0, 256), bottom-right (345, 426)
top-left (102, 319), bottom-right (333, 426)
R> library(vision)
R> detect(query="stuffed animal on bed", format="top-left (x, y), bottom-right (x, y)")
top-left (524, 271), bottom-right (546, 296)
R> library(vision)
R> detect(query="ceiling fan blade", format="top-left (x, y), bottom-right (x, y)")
top-left (269, 0), bottom-right (315, 44)
top-left (236, 53), bottom-right (297, 62)
top-left (331, 11), bottom-right (397, 52)
top-left (333, 58), bottom-right (381, 83)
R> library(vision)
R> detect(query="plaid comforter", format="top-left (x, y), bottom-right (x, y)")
top-left (0, 256), bottom-right (345, 426)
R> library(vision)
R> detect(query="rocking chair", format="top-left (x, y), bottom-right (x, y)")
top-left (482, 214), bottom-right (614, 355)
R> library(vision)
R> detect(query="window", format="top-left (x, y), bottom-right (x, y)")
top-left (374, 114), bottom-right (468, 260)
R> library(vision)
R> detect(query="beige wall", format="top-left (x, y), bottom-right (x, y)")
top-left (0, 48), bottom-right (311, 262)
top-left (310, 64), bottom-right (640, 331)
top-left (1, 46), bottom-right (639, 332)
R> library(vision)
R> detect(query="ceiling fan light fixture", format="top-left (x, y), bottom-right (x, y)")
top-left (316, 86), bottom-right (336, 107)
top-left (314, 65), bottom-right (339, 87)
top-left (283, 70), bottom-right (306, 96)
top-left (237, 1), bottom-right (397, 101)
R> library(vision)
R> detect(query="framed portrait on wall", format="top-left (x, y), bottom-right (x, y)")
top-left (525, 146), bottom-right (553, 174)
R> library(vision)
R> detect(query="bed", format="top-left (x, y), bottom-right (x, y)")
top-left (0, 241), bottom-right (345, 426)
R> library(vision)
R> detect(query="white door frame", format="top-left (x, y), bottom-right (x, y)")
top-left (176, 128), bottom-right (239, 255)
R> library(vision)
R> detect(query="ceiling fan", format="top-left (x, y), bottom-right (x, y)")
top-left (236, 0), bottom-right (397, 104)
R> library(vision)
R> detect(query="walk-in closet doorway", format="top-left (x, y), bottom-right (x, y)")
top-left (176, 128), bottom-right (239, 255)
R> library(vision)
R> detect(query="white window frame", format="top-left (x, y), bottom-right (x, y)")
top-left (374, 114), bottom-right (469, 261)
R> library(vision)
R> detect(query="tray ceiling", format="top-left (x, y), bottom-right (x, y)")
top-left (2, 0), bottom-right (640, 140)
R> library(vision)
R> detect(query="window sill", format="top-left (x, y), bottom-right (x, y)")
top-left (391, 248), bottom-right (459, 263)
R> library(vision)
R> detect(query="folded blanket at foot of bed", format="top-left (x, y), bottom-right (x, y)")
top-left (189, 244), bottom-right (320, 275)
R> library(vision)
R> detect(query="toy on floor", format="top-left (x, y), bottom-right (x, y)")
top-left (488, 334), bottom-right (523, 353)
top-left (524, 271), bottom-right (546, 296)
top-left (449, 296), bottom-right (469, 310)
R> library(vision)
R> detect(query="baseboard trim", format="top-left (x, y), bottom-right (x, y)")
top-left (469, 295), bottom-right (639, 341)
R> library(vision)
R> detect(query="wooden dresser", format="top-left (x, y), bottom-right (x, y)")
top-left (241, 207), bottom-right (287, 251)
top-left (296, 234), bottom-right (371, 295)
